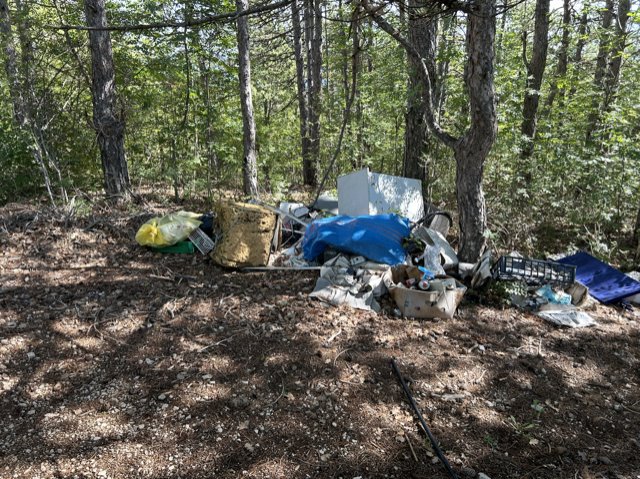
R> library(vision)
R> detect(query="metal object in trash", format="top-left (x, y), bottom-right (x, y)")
top-left (188, 228), bottom-right (215, 255)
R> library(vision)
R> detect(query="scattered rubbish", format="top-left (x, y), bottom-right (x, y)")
top-left (558, 251), bottom-right (640, 303)
top-left (412, 226), bottom-right (458, 273)
top-left (418, 209), bottom-right (453, 237)
top-left (391, 359), bottom-right (459, 479)
top-left (470, 250), bottom-right (492, 289)
top-left (310, 192), bottom-right (339, 215)
top-left (537, 310), bottom-right (596, 328)
top-left (211, 201), bottom-right (277, 268)
top-left (154, 240), bottom-right (195, 254)
top-left (493, 255), bottom-right (576, 286)
top-left (337, 168), bottom-right (425, 222)
top-left (626, 272), bottom-right (640, 305)
top-left (135, 211), bottom-right (202, 247)
top-left (536, 284), bottom-right (572, 305)
top-left (188, 228), bottom-right (215, 255)
top-left (386, 265), bottom-right (466, 319)
top-left (309, 255), bottom-right (389, 312)
top-left (302, 213), bottom-right (410, 266)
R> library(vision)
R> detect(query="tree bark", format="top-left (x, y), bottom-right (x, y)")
top-left (602, 0), bottom-right (631, 110)
top-left (403, 0), bottom-right (436, 181)
top-left (0, 0), bottom-right (24, 125)
top-left (544, 0), bottom-right (571, 111)
top-left (302, 0), bottom-right (322, 186)
top-left (235, 0), bottom-right (258, 197)
top-left (453, 0), bottom-right (497, 262)
top-left (291, 0), bottom-right (311, 182)
top-left (520, 0), bottom-right (550, 160)
top-left (568, 5), bottom-right (588, 98)
top-left (1, 0), bottom-right (61, 205)
top-left (585, 0), bottom-right (614, 143)
top-left (635, 202), bottom-right (640, 250)
top-left (84, 0), bottom-right (130, 199)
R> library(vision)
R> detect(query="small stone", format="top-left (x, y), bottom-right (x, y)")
top-left (244, 443), bottom-right (254, 452)
top-left (27, 409), bottom-right (35, 415)
top-left (158, 394), bottom-right (167, 401)
top-left (27, 352), bottom-right (36, 359)
top-left (202, 374), bottom-right (212, 380)
top-left (177, 373), bottom-right (187, 380)
top-left (460, 466), bottom-right (476, 478)
top-left (597, 456), bottom-right (612, 465)
top-left (145, 358), bottom-right (154, 365)
top-left (478, 345), bottom-right (485, 352)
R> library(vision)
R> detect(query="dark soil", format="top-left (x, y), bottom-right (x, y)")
top-left (1, 200), bottom-right (639, 479)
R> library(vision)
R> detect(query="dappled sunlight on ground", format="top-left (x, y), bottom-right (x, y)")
top-left (1, 202), bottom-right (640, 478)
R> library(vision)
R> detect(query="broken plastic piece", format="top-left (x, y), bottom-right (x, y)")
top-left (537, 310), bottom-right (596, 328)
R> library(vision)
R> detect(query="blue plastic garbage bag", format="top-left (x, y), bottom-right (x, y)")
top-left (302, 214), bottom-right (410, 265)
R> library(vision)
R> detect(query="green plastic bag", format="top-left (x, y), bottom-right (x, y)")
top-left (135, 211), bottom-right (202, 247)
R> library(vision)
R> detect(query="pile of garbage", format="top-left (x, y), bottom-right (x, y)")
top-left (134, 168), bottom-right (640, 325)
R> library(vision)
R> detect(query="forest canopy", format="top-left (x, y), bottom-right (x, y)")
top-left (1, 0), bottom-right (639, 262)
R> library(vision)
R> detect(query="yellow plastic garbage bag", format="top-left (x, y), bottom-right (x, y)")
top-left (135, 211), bottom-right (202, 247)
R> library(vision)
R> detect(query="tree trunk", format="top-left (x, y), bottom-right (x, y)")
top-left (634, 203), bottom-right (640, 250)
top-left (302, 0), bottom-right (321, 186)
top-left (1, 0), bottom-right (59, 205)
top-left (403, 0), bottom-right (436, 181)
top-left (453, 0), bottom-right (497, 262)
top-left (585, 0), bottom-right (614, 143)
top-left (84, 0), bottom-right (130, 199)
top-left (602, 0), bottom-right (631, 111)
top-left (291, 0), bottom-right (311, 182)
top-left (544, 0), bottom-right (571, 111)
top-left (0, 0), bottom-right (24, 125)
top-left (235, 0), bottom-right (258, 197)
top-left (363, 0), bottom-right (497, 262)
top-left (568, 6), bottom-right (588, 98)
top-left (520, 0), bottom-right (550, 160)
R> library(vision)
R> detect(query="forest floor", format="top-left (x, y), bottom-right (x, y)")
top-left (1, 198), bottom-right (640, 479)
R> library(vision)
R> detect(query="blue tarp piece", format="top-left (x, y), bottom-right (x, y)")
top-left (302, 214), bottom-right (410, 266)
top-left (558, 251), bottom-right (640, 304)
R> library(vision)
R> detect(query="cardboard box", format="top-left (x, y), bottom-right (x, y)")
top-left (385, 266), bottom-right (466, 319)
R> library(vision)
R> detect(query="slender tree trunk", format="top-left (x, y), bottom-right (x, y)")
top-left (235, 0), bottom-right (258, 197)
top-left (302, 0), bottom-right (321, 186)
top-left (602, 0), bottom-right (631, 112)
top-left (545, 0), bottom-right (571, 111)
top-left (84, 0), bottom-right (130, 199)
top-left (585, 0), bottom-right (614, 143)
top-left (291, 0), bottom-right (311, 182)
top-left (403, 0), bottom-right (436, 181)
top-left (634, 203), bottom-right (640, 250)
top-left (568, 6), bottom-right (588, 98)
top-left (1, 0), bottom-right (58, 205)
top-left (0, 0), bottom-right (23, 124)
top-left (520, 0), bottom-right (550, 160)
top-left (453, 0), bottom-right (497, 262)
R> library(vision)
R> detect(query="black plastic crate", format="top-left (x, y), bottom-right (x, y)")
top-left (492, 256), bottom-right (576, 286)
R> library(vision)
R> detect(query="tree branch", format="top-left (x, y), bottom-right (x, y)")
top-left (361, 0), bottom-right (459, 147)
top-left (46, 0), bottom-right (292, 32)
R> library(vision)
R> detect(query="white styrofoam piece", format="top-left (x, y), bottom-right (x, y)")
top-left (337, 168), bottom-right (425, 222)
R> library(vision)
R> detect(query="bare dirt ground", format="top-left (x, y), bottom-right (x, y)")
top-left (1, 199), bottom-right (640, 479)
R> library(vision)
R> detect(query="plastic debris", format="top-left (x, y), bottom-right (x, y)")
top-left (537, 310), bottom-right (596, 328)
top-left (302, 214), bottom-right (410, 266)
